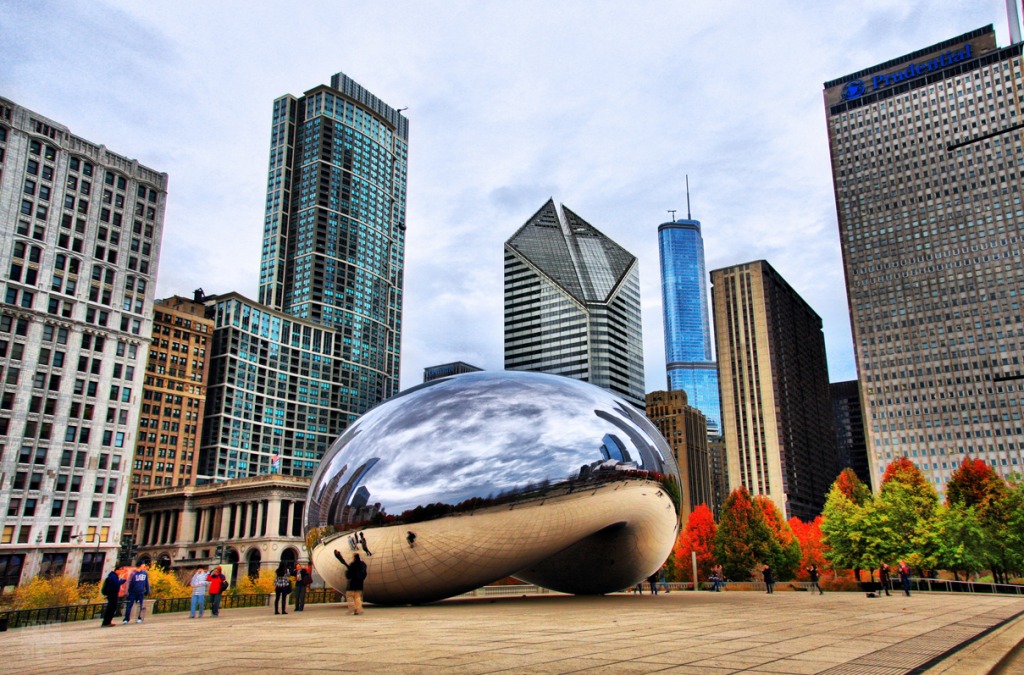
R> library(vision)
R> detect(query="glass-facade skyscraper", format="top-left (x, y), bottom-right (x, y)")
top-left (659, 216), bottom-right (721, 434)
top-left (260, 71), bottom-right (408, 409)
top-left (504, 199), bottom-right (645, 408)
top-left (825, 25), bottom-right (1024, 490)
top-left (200, 72), bottom-right (409, 482)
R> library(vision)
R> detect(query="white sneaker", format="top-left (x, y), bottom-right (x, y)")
top-left (136, 619), bottom-right (142, 623)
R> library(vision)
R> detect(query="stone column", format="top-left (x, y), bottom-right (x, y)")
top-left (266, 497), bottom-right (282, 539)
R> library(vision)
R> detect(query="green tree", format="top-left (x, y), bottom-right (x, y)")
top-left (877, 457), bottom-right (937, 569)
top-left (821, 471), bottom-right (873, 580)
top-left (924, 503), bottom-right (990, 580)
top-left (714, 487), bottom-right (774, 581)
top-left (753, 495), bottom-right (802, 580)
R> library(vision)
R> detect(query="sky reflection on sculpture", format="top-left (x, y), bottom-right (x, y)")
top-left (306, 371), bottom-right (679, 529)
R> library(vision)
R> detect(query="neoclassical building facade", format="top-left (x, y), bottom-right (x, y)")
top-left (135, 474), bottom-right (309, 583)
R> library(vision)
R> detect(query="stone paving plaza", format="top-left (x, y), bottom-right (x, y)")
top-left (2, 590), bottom-right (1023, 674)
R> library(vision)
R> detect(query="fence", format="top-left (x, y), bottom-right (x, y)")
top-left (2, 579), bottom-right (1022, 630)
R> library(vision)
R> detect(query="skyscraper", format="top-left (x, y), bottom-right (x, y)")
top-left (831, 380), bottom-right (871, 487)
top-left (504, 199), bottom-right (645, 407)
top-left (199, 72), bottom-right (409, 482)
top-left (824, 25), bottom-right (1024, 489)
top-left (659, 208), bottom-right (721, 434)
top-left (0, 97), bottom-right (166, 584)
top-left (260, 71), bottom-right (408, 408)
top-left (711, 260), bottom-right (838, 521)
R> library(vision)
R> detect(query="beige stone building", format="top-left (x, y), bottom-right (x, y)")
top-left (124, 294), bottom-right (212, 540)
top-left (135, 474), bottom-right (309, 584)
top-left (711, 260), bottom-right (838, 521)
top-left (645, 390), bottom-right (711, 520)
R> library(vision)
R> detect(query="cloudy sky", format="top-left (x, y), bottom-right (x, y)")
top-left (1, 0), bottom-right (1011, 391)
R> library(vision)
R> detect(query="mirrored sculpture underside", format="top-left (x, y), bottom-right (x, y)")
top-left (305, 371), bottom-right (682, 604)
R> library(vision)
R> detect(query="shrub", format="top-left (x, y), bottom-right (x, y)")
top-left (145, 565), bottom-right (190, 599)
top-left (12, 575), bottom-right (82, 609)
top-left (226, 568), bottom-right (276, 595)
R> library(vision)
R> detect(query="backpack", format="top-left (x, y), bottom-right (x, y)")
top-left (275, 574), bottom-right (292, 591)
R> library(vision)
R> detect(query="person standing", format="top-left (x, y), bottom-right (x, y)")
top-left (273, 565), bottom-right (292, 615)
top-left (807, 564), bottom-right (824, 595)
top-left (100, 565), bottom-right (125, 627)
top-left (898, 560), bottom-right (912, 597)
top-left (879, 563), bottom-right (893, 597)
top-left (333, 550), bottom-right (367, 615)
top-left (123, 564), bottom-right (150, 624)
top-left (294, 564), bottom-right (312, 612)
top-left (206, 566), bottom-right (228, 617)
top-left (647, 572), bottom-right (659, 595)
top-left (189, 566), bottom-right (209, 618)
top-left (762, 564), bottom-right (775, 594)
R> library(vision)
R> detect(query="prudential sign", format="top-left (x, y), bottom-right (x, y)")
top-left (841, 43), bottom-right (974, 101)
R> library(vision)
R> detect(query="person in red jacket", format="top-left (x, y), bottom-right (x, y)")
top-left (206, 566), bottom-right (228, 617)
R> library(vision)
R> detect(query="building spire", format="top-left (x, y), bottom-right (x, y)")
top-left (686, 175), bottom-right (692, 220)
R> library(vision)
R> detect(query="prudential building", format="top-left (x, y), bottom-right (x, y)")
top-left (824, 24), bottom-right (1024, 491)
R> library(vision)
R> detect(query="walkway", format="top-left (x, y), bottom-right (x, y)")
top-left (2, 590), bottom-right (1023, 673)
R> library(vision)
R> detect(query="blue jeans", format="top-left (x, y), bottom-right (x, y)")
top-left (190, 594), bottom-right (205, 617)
top-left (124, 594), bottom-right (145, 622)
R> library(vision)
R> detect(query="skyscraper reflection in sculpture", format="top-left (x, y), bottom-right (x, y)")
top-left (305, 372), bottom-right (681, 604)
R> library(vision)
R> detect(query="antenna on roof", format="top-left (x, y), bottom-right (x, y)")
top-left (685, 175), bottom-right (692, 220)
top-left (668, 209), bottom-right (677, 221)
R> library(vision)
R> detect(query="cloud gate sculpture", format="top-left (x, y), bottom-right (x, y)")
top-left (305, 371), bottom-right (681, 604)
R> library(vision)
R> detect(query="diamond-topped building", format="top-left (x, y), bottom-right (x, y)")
top-left (504, 199), bottom-right (645, 408)
top-left (824, 25), bottom-right (1024, 489)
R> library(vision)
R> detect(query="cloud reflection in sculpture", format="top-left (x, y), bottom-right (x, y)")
top-left (306, 371), bottom-right (681, 604)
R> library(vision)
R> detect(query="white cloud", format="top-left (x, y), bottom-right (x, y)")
top-left (0, 0), bottom-right (1008, 392)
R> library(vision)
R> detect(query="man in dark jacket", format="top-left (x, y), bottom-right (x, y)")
top-left (100, 565), bottom-right (125, 626)
top-left (294, 564), bottom-right (312, 612)
top-left (762, 564), bottom-right (775, 594)
top-left (334, 550), bottom-right (367, 615)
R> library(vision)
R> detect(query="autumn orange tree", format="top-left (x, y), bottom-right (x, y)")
top-left (672, 503), bottom-right (717, 583)
top-left (789, 516), bottom-right (829, 580)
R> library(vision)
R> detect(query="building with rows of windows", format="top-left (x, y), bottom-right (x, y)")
top-left (824, 25), bottom-right (1024, 490)
top-left (711, 260), bottom-right (838, 521)
top-left (504, 199), bottom-right (645, 408)
top-left (0, 97), bottom-right (166, 586)
top-left (124, 295), bottom-right (212, 540)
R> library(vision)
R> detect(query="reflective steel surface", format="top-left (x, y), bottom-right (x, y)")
top-left (305, 371), bottom-right (681, 604)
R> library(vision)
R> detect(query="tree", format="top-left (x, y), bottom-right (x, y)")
top-left (714, 486), bottom-right (774, 581)
top-left (877, 457), bottom-right (938, 569)
top-left (789, 516), bottom-right (828, 579)
top-left (12, 575), bottom-right (83, 609)
top-left (672, 504), bottom-right (717, 583)
top-left (821, 477), bottom-right (872, 580)
top-left (834, 468), bottom-right (871, 505)
top-left (925, 503), bottom-right (990, 580)
top-left (946, 457), bottom-right (1006, 509)
top-left (753, 495), bottom-right (802, 580)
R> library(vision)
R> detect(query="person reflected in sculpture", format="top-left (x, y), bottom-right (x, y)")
top-left (406, 531), bottom-right (417, 548)
top-left (358, 532), bottom-right (373, 556)
top-left (334, 550), bottom-right (368, 615)
top-left (762, 564), bottom-right (775, 594)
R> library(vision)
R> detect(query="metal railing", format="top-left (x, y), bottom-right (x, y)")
top-left (2, 579), bottom-right (1021, 630)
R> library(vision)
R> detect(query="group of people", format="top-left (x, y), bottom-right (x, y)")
top-left (878, 561), bottom-right (913, 597)
top-left (100, 563), bottom-right (151, 626)
top-left (186, 565), bottom-right (229, 618)
top-left (273, 563), bottom-right (315, 614)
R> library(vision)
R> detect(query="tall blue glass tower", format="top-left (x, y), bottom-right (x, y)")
top-left (659, 213), bottom-right (721, 435)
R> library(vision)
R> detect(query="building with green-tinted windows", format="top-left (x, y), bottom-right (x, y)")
top-left (199, 72), bottom-right (408, 483)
